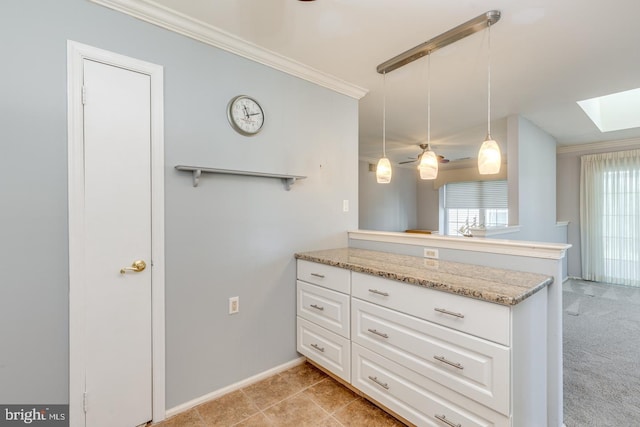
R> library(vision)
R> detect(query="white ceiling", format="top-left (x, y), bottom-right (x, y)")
top-left (146, 0), bottom-right (640, 164)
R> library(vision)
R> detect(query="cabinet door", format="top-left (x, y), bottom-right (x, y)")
top-left (297, 317), bottom-right (350, 382)
top-left (352, 298), bottom-right (510, 415)
top-left (352, 272), bottom-right (510, 345)
top-left (352, 343), bottom-right (510, 427)
top-left (297, 260), bottom-right (350, 293)
top-left (297, 281), bottom-right (350, 338)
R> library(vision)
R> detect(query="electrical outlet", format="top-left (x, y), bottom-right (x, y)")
top-left (424, 248), bottom-right (439, 259)
top-left (229, 296), bottom-right (239, 314)
top-left (343, 199), bottom-right (349, 212)
top-left (424, 258), bottom-right (439, 269)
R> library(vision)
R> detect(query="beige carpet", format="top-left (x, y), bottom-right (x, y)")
top-left (563, 279), bottom-right (640, 426)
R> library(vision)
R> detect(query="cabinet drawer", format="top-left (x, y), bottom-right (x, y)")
top-left (297, 260), bottom-right (350, 294)
top-left (352, 272), bottom-right (510, 345)
top-left (297, 317), bottom-right (350, 382)
top-left (297, 281), bottom-right (350, 338)
top-left (352, 343), bottom-right (510, 427)
top-left (352, 298), bottom-right (509, 415)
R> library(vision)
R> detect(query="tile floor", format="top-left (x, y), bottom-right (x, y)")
top-left (154, 362), bottom-right (407, 426)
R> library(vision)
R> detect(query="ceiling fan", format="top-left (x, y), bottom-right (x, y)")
top-left (399, 143), bottom-right (449, 165)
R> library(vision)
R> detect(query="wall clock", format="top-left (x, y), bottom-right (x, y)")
top-left (227, 95), bottom-right (265, 136)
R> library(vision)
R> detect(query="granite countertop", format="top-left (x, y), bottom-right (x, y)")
top-left (295, 248), bottom-right (553, 306)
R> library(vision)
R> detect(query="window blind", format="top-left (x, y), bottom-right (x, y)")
top-left (445, 180), bottom-right (507, 209)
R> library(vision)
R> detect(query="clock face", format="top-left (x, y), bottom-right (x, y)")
top-left (227, 95), bottom-right (265, 136)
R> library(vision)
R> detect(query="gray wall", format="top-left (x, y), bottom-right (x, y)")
top-left (557, 140), bottom-right (640, 278)
top-left (0, 0), bottom-right (358, 409)
top-left (499, 116), bottom-right (569, 277)
top-left (416, 178), bottom-right (440, 231)
top-left (358, 160), bottom-right (417, 231)
top-left (507, 116), bottom-right (564, 243)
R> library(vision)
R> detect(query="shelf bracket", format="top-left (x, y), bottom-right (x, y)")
top-left (191, 169), bottom-right (202, 187)
top-left (283, 177), bottom-right (296, 191)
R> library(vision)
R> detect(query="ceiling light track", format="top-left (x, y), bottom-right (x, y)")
top-left (376, 10), bottom-right (501, 74)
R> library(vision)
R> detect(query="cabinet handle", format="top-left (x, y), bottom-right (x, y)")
top-left (310, 343), bottom-right (325, 353)
top-left (433, 355), bottom-right (464, 370)
top-left (310, 273), bottom-right (325, 278)
top-left (367, 375), bottom-right (389, 390)
top-left (368, 289), bottom-right (389, 297)
top-left (367, 328), bottom-right (389, 339)
top-left (310, 304), bottom-right (324, 311)
top-left (434, 307), bottom-right (465, 319)
top-left (434, 414), bottom-right (462, 427)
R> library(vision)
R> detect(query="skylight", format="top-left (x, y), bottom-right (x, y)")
top-left (577, 88), bottom-right (640, 132)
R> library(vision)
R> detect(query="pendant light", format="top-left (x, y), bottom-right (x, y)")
top-left (376, 71), bottom-right (392, 183)
top-left (419, 53), bottom-right (438, 180)
top-left (478, 21), bottom-right (502, 175)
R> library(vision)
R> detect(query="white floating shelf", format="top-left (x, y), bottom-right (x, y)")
top-left (175, 165), bottom-right (307, 190)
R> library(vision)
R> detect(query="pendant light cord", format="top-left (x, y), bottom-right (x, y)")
top-left (382, 71), bottom-right (387, 157)
top-left (427, 53), bottom-right (431, 146)
top-left (487, 21), bottom-right (492, 138)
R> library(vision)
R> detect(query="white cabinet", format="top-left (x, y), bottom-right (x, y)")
top-left (296, 261), bottom-right (351, 382)
top-left (297, 317), bottom-right (350, 381)
top-left (352, 343), bottom-right (510, 427)
top-left (296, 259), bottom-right (549, 427)
top-left (351, 298), bottom-right (510, 415)
top-left (352, 272), bottom-right (510, 346)
top-left (297, 280), bottom-right (350, 338)
top-left (297, 260), bottom-right (350, 293)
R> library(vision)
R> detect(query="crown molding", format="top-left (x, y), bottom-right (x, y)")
top-left (90, 0), bottom-right (368, 100)
top-left (556, 137), bottom-right (640, 154)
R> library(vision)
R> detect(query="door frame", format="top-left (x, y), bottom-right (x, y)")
top-left (67, 41), bottom-right (165, 426)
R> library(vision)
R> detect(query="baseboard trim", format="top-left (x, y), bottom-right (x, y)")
top-left (165, 356), bottom-right (306, 419)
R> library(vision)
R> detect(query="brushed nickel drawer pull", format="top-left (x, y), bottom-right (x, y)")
top-left (310, 304), bottom-right (324, 311)
top-left (310, 343), bottom-right (325, 353)
top-left (435, 414), bottom-right (462, 427)
top-left (310, 273), bottom-right (325, 278)
top-left (367, 328), bottom-right (389, 339)
top-left (367, 375), bottom-right (389, 390)
top-left (368, 289), bottom-right (390, 297)
top-left (433, 355), bottom-right (464, 370)
top-left (434, 307), bottom-right (465, 319)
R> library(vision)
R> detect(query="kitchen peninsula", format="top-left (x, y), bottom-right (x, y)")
top-left (295, 237), bottom-right (569, 427)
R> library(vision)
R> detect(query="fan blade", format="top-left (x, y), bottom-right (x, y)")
top-left (399, 159), bottom-right (417, 164)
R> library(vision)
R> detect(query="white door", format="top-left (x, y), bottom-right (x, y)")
top-left (82, 58), bottom-right (152, 427)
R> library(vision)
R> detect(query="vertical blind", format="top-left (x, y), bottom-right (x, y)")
top-left (581, 149), bottom-right (640, 286)
top-left (444, 180), bottom-right (508, 209)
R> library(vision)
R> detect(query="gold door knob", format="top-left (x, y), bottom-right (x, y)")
top-left (120, 260), bottom-right (147, 274)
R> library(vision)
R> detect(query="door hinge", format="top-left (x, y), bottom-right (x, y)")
top-left (83, 392), bottom-right (88, 413)
top-left (82, 85), bottom-right (87, 105)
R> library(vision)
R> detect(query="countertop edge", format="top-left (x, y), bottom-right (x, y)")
top-left (295, 251), bottom-right (553, 306)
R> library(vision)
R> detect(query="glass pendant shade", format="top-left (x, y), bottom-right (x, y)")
top-left (376, 157), bottom-right (392, 183)
top-left (418, 149), bottom-right (438, 179)
top-left (478, 137), bottom-right (501, 174)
